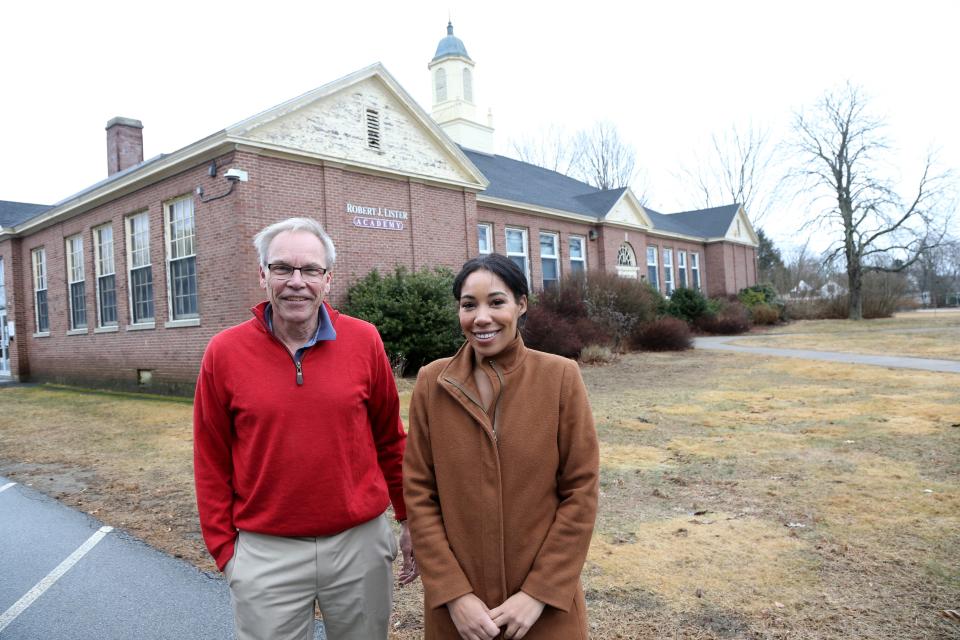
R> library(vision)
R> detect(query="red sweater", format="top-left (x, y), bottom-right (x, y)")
top-left (194, 302), bottom-right (406, 570)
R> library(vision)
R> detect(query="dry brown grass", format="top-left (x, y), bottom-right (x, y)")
top-left (738, 310), bottom-right (960, 360)
top-left (1, 314), bottom-right (959, 639)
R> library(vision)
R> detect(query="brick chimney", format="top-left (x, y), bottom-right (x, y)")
top-left (105, 117), bottom-right (144, 176)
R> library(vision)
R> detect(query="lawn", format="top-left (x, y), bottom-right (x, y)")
top-left (1, 316), bottom-right (958, 638)
top-left (733, 309), bottom-right (960, 360)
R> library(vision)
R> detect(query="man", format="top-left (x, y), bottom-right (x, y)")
top-left (194, 217), bottom-right (417, 640)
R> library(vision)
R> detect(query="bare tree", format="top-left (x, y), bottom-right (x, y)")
top-left (791, 83), bottom-right (954, 320)
top-left (511, 124), bottom-right (582, 176)
top-left (509, 120), bottom-right (646, 199)
top-left (680, 123), bottom-right (780, 226)
top-left (571, 120), bottom-right (636, 190)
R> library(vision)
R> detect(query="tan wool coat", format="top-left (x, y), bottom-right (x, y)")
top-left (403, 336), bottom-right (600, 639)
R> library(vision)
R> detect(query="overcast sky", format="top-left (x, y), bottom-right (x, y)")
top-left (3, 0), bottom-right (958, 252)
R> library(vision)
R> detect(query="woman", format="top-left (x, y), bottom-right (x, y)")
top-left (403, 254), bottom-right (600, 640)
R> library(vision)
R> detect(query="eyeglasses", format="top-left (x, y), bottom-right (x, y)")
top-left (267, 263), bottom-right (328, 281)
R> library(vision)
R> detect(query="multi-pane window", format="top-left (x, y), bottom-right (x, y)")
top-left (691, 252), bottom-right (702, 290)
top-left (127, 212), bottom-right (154, 324)
top-left (165, 197), bottom-right (198, 320)
top-left (505, 227), bottom-right (530, 285)
top-left (32, 248), bottom-right (48, 332)
top-left (678, 251), bottom-right (688, 288)
top-left (646, 246), bottom-right (660, 291)
top-left (569, 236), bottom-right (586, 276)
top-left (66, 235), bottom-right (87, 330)
top-left (478, 223), bottom-right (492, 254)
top-left (539, 232), bottom-right (560, 290)
top-left (663, 248), bottom-right (675, 296)
top-left (94, 225), bottom-right (118, 327)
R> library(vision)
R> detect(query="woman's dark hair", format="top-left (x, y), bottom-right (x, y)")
top-left (453, 253), bottom-right (530, 304)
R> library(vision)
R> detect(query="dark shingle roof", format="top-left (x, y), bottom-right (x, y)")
top-left (0, 200), bottom-right (52, 228)
top-left (462, 149), bottom-right (625, 217)
top-left (462, 148), bottom-right (743, 240)
top-left (651, 204), bottom-right (741, 238)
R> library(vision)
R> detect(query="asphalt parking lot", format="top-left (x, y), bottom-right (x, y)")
top-left (0, 477), bottom-right (237, 639)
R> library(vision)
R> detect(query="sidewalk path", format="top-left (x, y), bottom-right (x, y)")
top-left (694, 336), bottom-right (960, 374)
top-left (0, 475), bottom-right (328, 639)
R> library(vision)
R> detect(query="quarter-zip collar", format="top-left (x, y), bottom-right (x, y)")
top-left (250, 301), bottom-right (340, 386)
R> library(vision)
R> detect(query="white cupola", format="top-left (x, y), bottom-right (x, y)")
top-left (428, 21), bottom-right (494, 153)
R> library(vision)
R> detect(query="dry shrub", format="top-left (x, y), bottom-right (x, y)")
top-left (579, 344), bottom-right (615, 365)
top-left (750, 303), bottom-right (781, 325)
top-left (522, 306), bottom-right (608, 358)
top-left (631, 316), bottom-right (693, 351)
top-left (696, 300), bottom-right (751, 335)
top-left (581, 271), bottom-right (662, 350)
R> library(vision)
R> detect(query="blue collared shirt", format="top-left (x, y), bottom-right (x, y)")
top-left (264, 302), bottom-right (337, 364)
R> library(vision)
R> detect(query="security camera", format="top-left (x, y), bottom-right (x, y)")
top-left (224, 168), bottom-right (248, 182)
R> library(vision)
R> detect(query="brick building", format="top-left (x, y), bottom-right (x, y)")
top-left (0, 25), bottom-right (757, 391)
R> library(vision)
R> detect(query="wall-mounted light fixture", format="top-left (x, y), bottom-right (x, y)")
top-left (197, 166), bottom-right (248, 203)
top-left (588, 229), bottom-right (599, 241)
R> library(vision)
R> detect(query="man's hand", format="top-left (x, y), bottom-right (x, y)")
top-left (397, 521), bottom-right (419, 586)
top-left (446, 593), bottom-right (500, 640)
top-left (489, 591), bottom-right (545, 639)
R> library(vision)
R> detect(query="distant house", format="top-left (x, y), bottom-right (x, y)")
top-left (819, 280), bottom-right (846, 298)
top-left (789, 280), bottom-right (816, 298)
top-left (0, 23), bottom-right (758, 390)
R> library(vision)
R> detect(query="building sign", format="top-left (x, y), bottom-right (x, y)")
top-left (347, 202), bottom-right (408, 231)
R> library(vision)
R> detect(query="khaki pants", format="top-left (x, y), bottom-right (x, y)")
top-left (225, 514), bottom-right (398, 640)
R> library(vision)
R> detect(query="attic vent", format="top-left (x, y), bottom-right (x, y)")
top-left (365, 108), bottom-right (381, 150)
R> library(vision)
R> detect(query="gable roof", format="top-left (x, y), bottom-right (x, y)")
top-left (645, 204), bottom-right (743, 238)
top-left (463, 149), bottom-right (624, 217)
top-left (462, 149), bottom-right (754, 242)
top-left (0, 200), bottom-right (52, 229)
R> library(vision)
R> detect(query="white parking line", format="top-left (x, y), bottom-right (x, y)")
top-left (0, 482), bottom-right (15, 493)
top-left (0, 525), bottom-right (114, 633)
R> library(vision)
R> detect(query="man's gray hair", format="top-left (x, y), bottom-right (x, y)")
top-left (253, 217), bottom-right (337, 269)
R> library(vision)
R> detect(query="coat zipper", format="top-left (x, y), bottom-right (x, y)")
top-left (488, 360), bottom-right (505, 441)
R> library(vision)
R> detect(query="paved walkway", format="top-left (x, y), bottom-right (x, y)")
top-left (694, 336), bottom-right (960, 373)
top-left (0, 476), bottom-right (327, 639)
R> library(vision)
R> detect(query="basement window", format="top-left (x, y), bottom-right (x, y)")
top-left (365, 108), bottom-right (381, 150)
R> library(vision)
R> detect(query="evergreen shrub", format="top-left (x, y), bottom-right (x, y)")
top-left (342, 267), bottom-right (462, 375)
top-left (664, 287), bottom-right (711, 324)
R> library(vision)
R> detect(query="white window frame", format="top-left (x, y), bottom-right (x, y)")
top-left (505, 227), bottom-right (531, 286)
top-left (646, 246), bottom-right (660, 291)
top-left (691, 252), bottom-right (702, 291)
top-left (164, 196), bottom-right (199, 324)
top-left (663, 248), bottom-right (675, 296)
top-left (126, 211), bottom-right (155, 327)
top-left (477, 223), bottom-right (493, 255)
top-left (32, 248), bottom-right (49, 334)
top-left (678, 250), bottom-right (688, 289)
top-left (539, 231), bottom-right (560, 290)
top-left (94, 224), bottom-right (118, 329)
top-left (66, 235), bottom-right (87, 331)
top-left (569, 235), bottom-right (586, 276)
